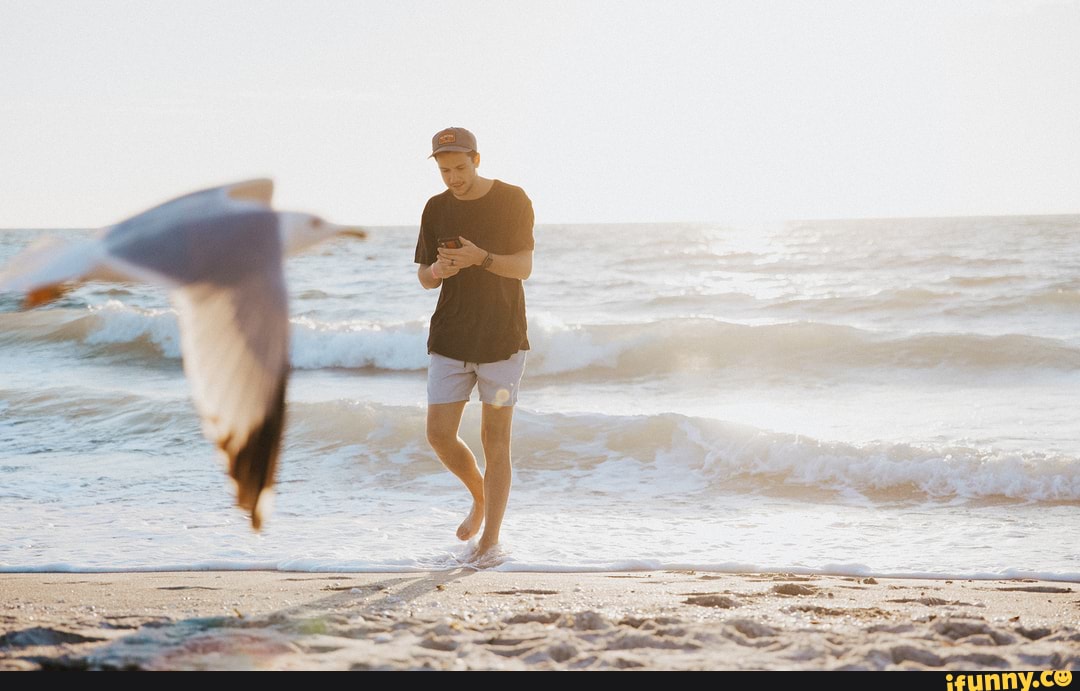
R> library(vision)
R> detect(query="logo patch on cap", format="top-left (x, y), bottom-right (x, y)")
top-left (438, 133), bottom-right (457, 145)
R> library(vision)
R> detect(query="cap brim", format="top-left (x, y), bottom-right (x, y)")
top-left (428, 146), bottom-right (474, 158)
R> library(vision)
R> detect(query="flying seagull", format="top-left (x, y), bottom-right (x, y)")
top-left (0, 179), bottom-right (366, 530)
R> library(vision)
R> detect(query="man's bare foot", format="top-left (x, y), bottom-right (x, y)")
top-left (461, 541), bottom-right (505, 570)
top-left (456, 501), bottom-right (484, 541)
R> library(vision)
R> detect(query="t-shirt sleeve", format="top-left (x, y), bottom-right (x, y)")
top-left (414, 200), bottom-right (437, 265)
top-left (512, 190), bottom-right (535, 253)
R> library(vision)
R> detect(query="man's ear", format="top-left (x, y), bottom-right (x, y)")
top-left (473, 152), bottom-right (481, 167)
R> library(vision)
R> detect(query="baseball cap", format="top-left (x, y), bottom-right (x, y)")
top-left (429, 127), bottom-right (477, 158)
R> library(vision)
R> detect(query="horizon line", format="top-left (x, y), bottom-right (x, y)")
top-left (3, 209), bottom-right (1079, 232)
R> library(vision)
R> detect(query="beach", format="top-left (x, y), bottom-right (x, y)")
top-left (4, 0), bottom-right (1078, 673)
top-left (1, 570), bottom-right (1077, 671)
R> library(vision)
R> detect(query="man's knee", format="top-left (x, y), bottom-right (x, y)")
top-left (426, 403), bottom-right (466, 452)
top-left (483, 434), bottom-right (511, 455)
top-left (480, 428), bottom-right (511, 454)
top-left (480, 411), bottom-right (513, 451)
top-left (426, 423), bottom-right (458, 453)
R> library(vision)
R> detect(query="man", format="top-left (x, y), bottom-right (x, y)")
top-left (414, 126), bottom-right (534, 562)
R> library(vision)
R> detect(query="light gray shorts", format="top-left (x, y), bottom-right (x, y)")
top-left (427, 350), bottom-right (528, 407)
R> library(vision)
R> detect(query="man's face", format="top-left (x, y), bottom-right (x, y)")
top-left (435, 151), bottom-right (480, 199)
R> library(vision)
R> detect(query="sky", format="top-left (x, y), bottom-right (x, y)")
top-left (1, 0), bottom-right (1078, 227)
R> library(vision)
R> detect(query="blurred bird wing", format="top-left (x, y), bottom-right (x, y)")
top-left (0, 233), bottom-right (141, 307)
top-left (172, 262), bottom-right (290, 531)
top-left (0, 235), bottom-right (108, 294)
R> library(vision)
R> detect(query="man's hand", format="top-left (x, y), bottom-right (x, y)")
top-left (419, 256), bottom-right (459, 289)
top-left (438, 236), bottom-right (486, 268)
top-left (431, 255), bottom-right (461, 279)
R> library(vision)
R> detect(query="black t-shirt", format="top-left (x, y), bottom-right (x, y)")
top-left (414, 180), bottom-right (535, 363)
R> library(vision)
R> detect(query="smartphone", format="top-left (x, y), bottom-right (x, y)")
top-left (438, 237), bottom-right (462, 249)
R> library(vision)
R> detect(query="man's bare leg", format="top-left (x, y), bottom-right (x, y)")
top-left (474, 403), bottom-right (515, 556)
top-left (426, 401), bottom-right (485, 540)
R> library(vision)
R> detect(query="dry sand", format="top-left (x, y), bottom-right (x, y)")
top-left (1, 570), bottom-right (1078, 670)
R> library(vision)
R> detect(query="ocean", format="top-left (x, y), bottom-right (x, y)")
top-left (1, 215), bottom-right (1078, 580)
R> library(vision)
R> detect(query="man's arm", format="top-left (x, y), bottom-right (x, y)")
top-left (418, 258), bottom-right (462, 290)
top-left (417, 263), bottom-right (440, 290)
top-left (442, 238), bottom-right (532, 280)
top-left (481, 248), bottom-right (532, 280)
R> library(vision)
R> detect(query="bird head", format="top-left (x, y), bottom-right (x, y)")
top-left (277, 212), bottom-right (367, 257)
